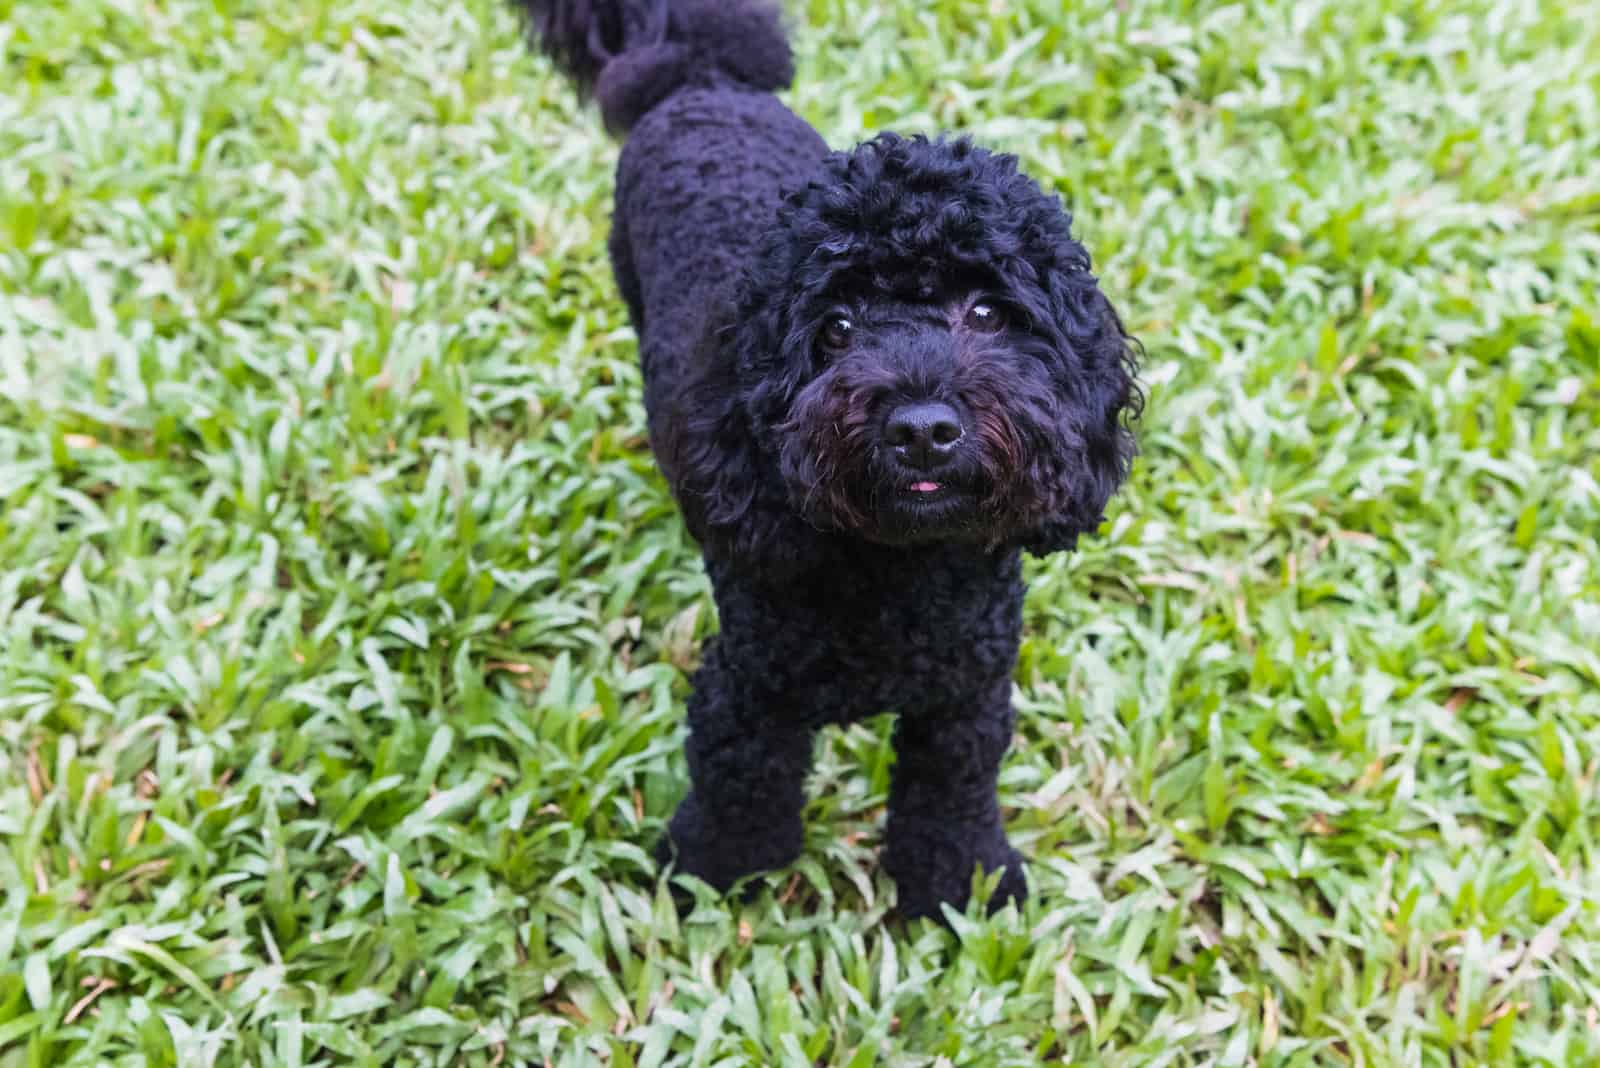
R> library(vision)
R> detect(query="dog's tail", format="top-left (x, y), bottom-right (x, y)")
top-left (511, 0), bottom-right (794, 133)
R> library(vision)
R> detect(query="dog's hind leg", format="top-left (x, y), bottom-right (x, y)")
top-left (883, 679), bottom-right (1027, 920)
top-left (658, 650), bottom-right (816, 892)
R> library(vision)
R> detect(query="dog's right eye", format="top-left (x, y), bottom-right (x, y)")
top-left (819, 315), bottom-right (855, 353)
top-left (965, 302), bottom-right (1007, 332)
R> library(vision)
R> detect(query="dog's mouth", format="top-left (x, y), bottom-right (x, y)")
top-left (866, 476), bottom-right (987, 543)
top-left (897, 477), bottom-right (971, 505)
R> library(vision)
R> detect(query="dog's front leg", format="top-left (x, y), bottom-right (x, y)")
top-left (659, 652), bottom-right (816, 893)
top-left (884, 679), bottom-right (1027, 919)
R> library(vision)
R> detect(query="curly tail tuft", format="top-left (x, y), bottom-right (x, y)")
top-left (510, 0), bottom-right (794, 133)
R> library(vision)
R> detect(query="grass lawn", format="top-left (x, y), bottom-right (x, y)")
top-left (3, 0), bottom-right (1599, 1063)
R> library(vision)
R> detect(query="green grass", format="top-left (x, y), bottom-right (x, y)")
top-left (2, 0), bottom-right (1598, 1063)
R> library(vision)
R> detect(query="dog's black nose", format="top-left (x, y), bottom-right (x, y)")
top-left (884, 402), bottom-right (964, 470)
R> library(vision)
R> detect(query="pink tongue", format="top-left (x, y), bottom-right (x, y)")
top-left (910, 481), bottom-right (941, 493)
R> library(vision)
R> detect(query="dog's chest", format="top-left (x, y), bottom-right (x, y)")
top-left (711, 547), bottom-right (1024, 721)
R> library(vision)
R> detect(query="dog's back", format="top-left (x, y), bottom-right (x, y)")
top-left (513, 0), bottom-right (827, 432)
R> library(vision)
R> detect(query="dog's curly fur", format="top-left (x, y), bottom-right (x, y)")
top-left (515, 0), bottom-right (1140, 918)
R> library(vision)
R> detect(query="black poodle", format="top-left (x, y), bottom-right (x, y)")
top-left (515, 0), bottom-right (1140, 919)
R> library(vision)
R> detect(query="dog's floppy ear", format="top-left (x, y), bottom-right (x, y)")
top-left (1017, 267), bottom-right (1142, 557)
top-left (660, 330), bottom-right (822, 578)
top-left (655, 209), bottom-right (839, 577)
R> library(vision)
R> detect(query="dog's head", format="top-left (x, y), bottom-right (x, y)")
top-left (675, 133), bottom-right (1140, 563)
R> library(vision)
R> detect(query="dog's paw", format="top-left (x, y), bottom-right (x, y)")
top-left (664, 795), bottom-right (802, 887)
top-left (891, 846), bottom-right (1028, 923)
top-left (654, 828), bottom-right (788, 915)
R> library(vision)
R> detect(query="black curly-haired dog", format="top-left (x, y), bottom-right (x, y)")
top-left (515, 0), bottom-right (1140, 919)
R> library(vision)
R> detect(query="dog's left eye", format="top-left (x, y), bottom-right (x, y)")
top-left (819, 315), bottom-right (855, 352)
top-left (965, 302), bottom-right (1006, 332)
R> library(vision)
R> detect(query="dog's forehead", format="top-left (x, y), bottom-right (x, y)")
top-left (811, 259), bottom-right (1002, 308)
top-left (787, 191), bottom-right (1065, 307)
top-left (791, 138), bottom-right (1067, 251)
